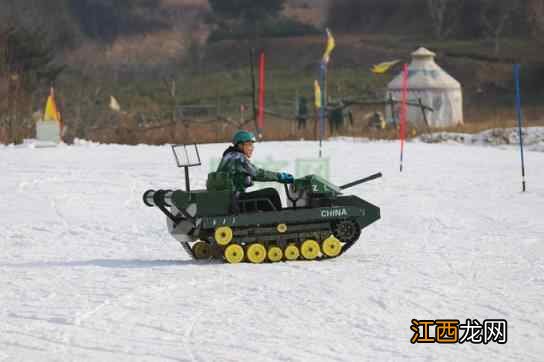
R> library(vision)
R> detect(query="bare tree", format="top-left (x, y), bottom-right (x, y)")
top-left (480, 0), bottom-right (519, 55)
top-left (161, 76), bottom-right (178, 123)
top-left (0, 27), bottom-right (10, 136)
top-left (427, 0), bottom-right (460, 39)
top-left (527, 0), bottom-right (544, 42)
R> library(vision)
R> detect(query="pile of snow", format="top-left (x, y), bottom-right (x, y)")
top-left (20, 139), bottom-right (67, 149)
top-left (418, 127), bottom-right (544, 152)
top-left (72, 138), bottom-right (103, 147)
top-left (1, 140), bottom-right (543, 361)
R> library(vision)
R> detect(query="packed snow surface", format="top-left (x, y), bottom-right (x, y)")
top-left (1, 137), bottom-right (544, 361)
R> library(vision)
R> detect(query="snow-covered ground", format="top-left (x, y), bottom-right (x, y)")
top-left (418, 127), bottom-right (544, 152)
top-left (1, 136), bottom-right (543, 361)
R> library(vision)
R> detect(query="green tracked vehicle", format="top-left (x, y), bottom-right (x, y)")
top-left (143, 144), bottom-right (381, 264)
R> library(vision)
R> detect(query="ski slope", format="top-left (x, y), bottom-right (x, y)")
top-left (1, 138), bottom-right (543, 361)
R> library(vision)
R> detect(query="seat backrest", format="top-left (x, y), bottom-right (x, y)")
top-left (206, 171), bottom-right (234, 192)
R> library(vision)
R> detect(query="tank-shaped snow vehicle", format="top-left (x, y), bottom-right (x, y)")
top-left (143, 144), bottom-right (381, 264)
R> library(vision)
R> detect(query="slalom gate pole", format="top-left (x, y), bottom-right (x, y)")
top-left (319, 62), bottom-right (326, 158)
top-left (399, 64), bottom-right (408, 172)
top-left (514, 64), bottom-right (527, 192)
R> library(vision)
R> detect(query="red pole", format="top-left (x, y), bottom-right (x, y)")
top-left (257, 51), bottom-right (265, 138)
top-left (400, 64), bottom-right (408, 172)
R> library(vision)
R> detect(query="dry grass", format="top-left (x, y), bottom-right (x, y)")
top-left (284, 4), bottom-right (323, 26)
top-left (62, 0), bottom-right (210, 69)
top-left (80, 108), bottom-right (544, 145)
top-left (160, 0), bottom-right (208, 8)
top-left (63, 27), bottom-right (212, 69)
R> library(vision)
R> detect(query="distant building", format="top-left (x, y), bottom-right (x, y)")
top-left (386, 47), bottom-right (463, 128)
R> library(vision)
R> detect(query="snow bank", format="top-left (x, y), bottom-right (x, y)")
top-left (418, 127), bottom-right (544, 152)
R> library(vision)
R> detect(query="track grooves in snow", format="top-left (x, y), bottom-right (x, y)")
top-left (1, 140), bottom-right (543, 361)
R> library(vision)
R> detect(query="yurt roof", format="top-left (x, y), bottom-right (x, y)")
top-left (388, 47), bottom-right (461, 91)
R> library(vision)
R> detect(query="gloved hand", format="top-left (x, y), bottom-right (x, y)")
top-left (277, 172), bottom-right (294, 184)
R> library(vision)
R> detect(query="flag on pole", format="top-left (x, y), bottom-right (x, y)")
top-left (317, 28), bottom-right (335, 158)
top-left (44, 87), bottom-right (61, 122)
top-left (314, 80), bottom-right (322, 109)
top-left (322, 28), bottom-right (336, 65)
top-left (318, 62), bottom-right (327, 158)
top-left (371, 60), bottom-right (401, 74)
top-left (110, 96), bottom-right (121, 112)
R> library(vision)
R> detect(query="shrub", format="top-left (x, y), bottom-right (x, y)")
top-left (208, 17), bottom-right (320, 42)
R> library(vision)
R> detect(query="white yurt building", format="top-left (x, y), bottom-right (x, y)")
top-left (386, 47), bottom-right (463, 128)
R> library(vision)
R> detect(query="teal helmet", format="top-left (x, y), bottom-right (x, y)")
top-left (233, 130), bottom-right (256, 145)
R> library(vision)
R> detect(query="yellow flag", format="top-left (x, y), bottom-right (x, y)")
top-left (371, 60), bottom-right (401, 74)
top-left (44, 87), bottom-right (61, 122)
top-left (322, 28), bottom-right (336, 64)
top-left (314, 80), bottom-right (322, 108)
top-left (110, 96), bottom-right (121, 112)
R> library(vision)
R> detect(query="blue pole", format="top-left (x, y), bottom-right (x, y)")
top-left (514, 64), bottom-right (527, 192)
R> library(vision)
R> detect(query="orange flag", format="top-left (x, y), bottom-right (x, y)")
top-left (44, 87), bottom-right (61, 123)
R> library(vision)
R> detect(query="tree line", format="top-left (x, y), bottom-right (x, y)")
top-left (0, 0), bottom-right (170, 49)
top-left (327, 0), bottom-right (543, 54)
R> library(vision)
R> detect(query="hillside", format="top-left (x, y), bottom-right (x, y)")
top-left (1, 0), bottom-right (544, 144)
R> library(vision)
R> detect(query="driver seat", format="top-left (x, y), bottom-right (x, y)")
top-left (206, 172), bottom-right (280, 213)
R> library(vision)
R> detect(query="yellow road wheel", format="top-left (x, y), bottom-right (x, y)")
top-left (215, 226), bottom-right (233, 246)
top-left (284, 243), bottom-right (300, 261)
top-left (322, 235), bottom-right (342, 257)
top-left (192, 241), bottom-right (211, 260)
top-left (246, 243), bottom-right (267, 264)
top-left (276, 223), bottom-right (287, 233)
top-left (300, 239), bottom-right (320, 260)
top-left (267, 245), bottom-right (283, 262)
top-left (224, 244), bottom-right (244, 264)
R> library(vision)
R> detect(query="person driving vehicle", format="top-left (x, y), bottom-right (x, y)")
top-left (216, 130), bottom-right (294, 211)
